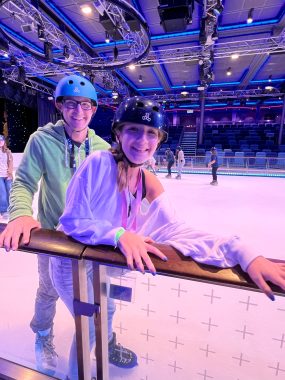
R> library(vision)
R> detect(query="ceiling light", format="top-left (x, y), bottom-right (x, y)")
top-left (226, 67), bottom-right (232, 76)
top-left (17, 65), bottom-right (26, 82)
top-left (268, 75), bottom-right (272, 82)
top-left (138, 75), bottom-right (143, 83)
top-left (44, 41), bottom-right (53, 61)
top-left (105, 32), bottom-right (110, 43)
top-left (265, 85), bottom-right (273, 91)
top-left (183, 81), bottom-right (186, 88)
top-left (37, 25), bottom-right (45, 41)
top-left (112, 90), bottom-right (119, 99)
top-left (247, 8), bottom-right (254, 24)
top-left (81, 5), bottom-right (92, 14)
top-left (10, 55), bottom-right (17, 66)
top-left (63, 45), bottom-right (70, 59)
top-left (181, 91), bottom-right (189, 96)
top-left (231, 53), bottom-right (239, 60)
top-left (128, 64), bottom-right (136, 70)
top-left (113, 44), bottom-right (118, 60)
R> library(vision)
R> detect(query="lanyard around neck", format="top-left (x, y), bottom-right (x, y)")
top-left (121, 169), bottom-right (142, 231)
top-left (66, 136), bottom-right (90, 169)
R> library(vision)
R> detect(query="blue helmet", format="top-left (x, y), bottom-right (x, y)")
top-left (54, 75), bottom-right (98, 105)
top-left (112, 96), bottom-right (168, 143)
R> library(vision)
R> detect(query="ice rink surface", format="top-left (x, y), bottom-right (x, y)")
top-left (0, 172), bottom-right (284, 379)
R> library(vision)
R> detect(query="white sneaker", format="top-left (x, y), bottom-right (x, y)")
top-left (35, 328), bottom-right (58, 375)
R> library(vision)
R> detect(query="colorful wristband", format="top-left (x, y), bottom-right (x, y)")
top-left (114, 227), bottom-right (126, 248)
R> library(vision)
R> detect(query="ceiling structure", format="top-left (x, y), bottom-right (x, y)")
top-left (0, 0), bottom-right (284, 109)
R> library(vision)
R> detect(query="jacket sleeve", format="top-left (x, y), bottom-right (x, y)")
top-left (58, 154), bottom-right (122, 247)
top-left (9, 135), bottom-right (44, 221)
top-left (137, 193), bottom-right (259, 272)
top-left (7, 150), bottom-right (13, 177)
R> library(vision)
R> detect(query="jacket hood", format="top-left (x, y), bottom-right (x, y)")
top-left (37, 120), bottom-right (96, 143)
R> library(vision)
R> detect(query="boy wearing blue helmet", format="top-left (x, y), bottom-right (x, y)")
top-left (0, 75), bottom-right (136, 374)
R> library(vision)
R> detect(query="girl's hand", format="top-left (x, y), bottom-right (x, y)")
top-left (117, 231), bottom-right (167, 275)
top-left (247, 256), bottom-right (285, 300)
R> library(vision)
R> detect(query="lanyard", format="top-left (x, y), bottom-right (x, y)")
top-left (121, 169), bottom-right (142, 231)
top-left (66, 136), bottom-right (90, 169)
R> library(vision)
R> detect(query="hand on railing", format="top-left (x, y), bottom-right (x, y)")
top-left (0, 216), bottom-right (41, 252)
top-left (117, 231), bottom-right (168, 275)
top-left (247, 256), bottom-right (285, 301)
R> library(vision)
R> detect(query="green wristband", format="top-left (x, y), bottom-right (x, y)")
top-left (114, 227), bottom-right (126, 248)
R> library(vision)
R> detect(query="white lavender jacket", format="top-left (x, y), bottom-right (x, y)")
top-left (58, 151), bottom-right (258, 272)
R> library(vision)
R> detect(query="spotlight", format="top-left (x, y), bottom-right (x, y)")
top-left (44, 41), bottom-right (53, 61)
top-left (0, 32), bottom-right (9, 56)
top-left (226, 67), bottom-right (232, 76)
top-left (17, 65), bottom-right (26, 82)
top-left (231, 53), bottom-right (239, 60)
top-left (138, 75), bottom-right (142, 83)
top-left (181, 90), bottom-right (189, 96)
top-left (112, 90), bottom-right (118, 99)
top-left (63, 45), bottom-right (70, 59)
top-left (10, 55), bottom-right (17, 66)
top-left (37, 24), bottom-right (45, 41)
top-left (90, 73), bottom-right (95, 83)
top-left (128, 64), bottom-right (136, 70)
top-left (268, 75), bottom-right (272, 82)
top-left (81, 5), bottom-right (92, 14)
top-left (113, 43), bottom-right (118, 60)
top-left (247, 8), bottom-right (254, 24)
top-left (105, 31), bottom-right (110, 43)
top-left (183, 81), bottom-right (186, 88)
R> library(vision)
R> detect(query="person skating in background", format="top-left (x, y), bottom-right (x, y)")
top-left (176, 146), bottom-right (185, 180)
top-left (165, 147), bottom-right (175, 178)
top-left (145, 156), bottom-right (157, 175)
top-left (0, 135), bottom-right (13, 220)
top-left (208, 146), bottom-right (219, 185)
top-left (0, 75), bottom-right (136, 375)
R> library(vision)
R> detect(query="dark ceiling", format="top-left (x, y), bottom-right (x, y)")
top-left (0, 0), bottom-right (284, 109)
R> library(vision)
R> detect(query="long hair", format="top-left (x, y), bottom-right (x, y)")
top-left (0, 139), bottom-right (8, 153)
top-left (111, 124), bottom-right (164, 192)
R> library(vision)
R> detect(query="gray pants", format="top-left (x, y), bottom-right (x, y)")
top-left (30, 255), bottom-right (59, 333)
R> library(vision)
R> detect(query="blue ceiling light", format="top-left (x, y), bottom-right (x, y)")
top-left (179, 104), bottom-right (200, 108)
top-left (210, 81), bottom-right (240, 86)
top-left (263, 100), bottom-right (283, 105)
top-left (151, 30), bottom-right (199, 41)
top-left (139, 87), bottom-right (164, 91)
top-left (172, 84), bottom-right (198, 89)
top-left (251, 78), bottom-right (284, 84)
top-left (205, 103), bottom-right (228, 107)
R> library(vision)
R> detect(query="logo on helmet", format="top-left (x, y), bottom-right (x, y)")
top-left (142, 112), bottom-right (151, 122)
top-left (73, 87), bottom-right (80, 93)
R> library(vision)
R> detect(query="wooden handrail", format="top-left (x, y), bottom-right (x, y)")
top-left (0, 223), bottom-right (284, 296)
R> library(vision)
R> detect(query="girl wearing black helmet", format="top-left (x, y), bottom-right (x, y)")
top-left (59, 95), bottom-right (285, 312)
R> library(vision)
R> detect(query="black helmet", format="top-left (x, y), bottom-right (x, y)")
top-left (112, 96), bottom-right (168, 143)
top-left (177, 146), bottom-right (181, 150)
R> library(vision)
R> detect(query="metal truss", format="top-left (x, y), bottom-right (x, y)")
top-left (0, 0), bottom-right (150, 70)
top-left (99, 88), bottom-right (284, 106)
top-left (136, 35), bottom-right (285, 67)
